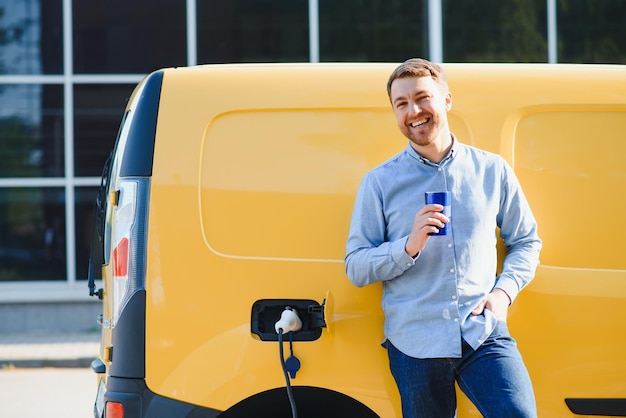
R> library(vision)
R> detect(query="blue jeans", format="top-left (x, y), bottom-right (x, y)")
top-left (386, 322), bottom-right (537, 418)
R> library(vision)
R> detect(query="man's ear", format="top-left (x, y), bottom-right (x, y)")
top-left (445, 92), bottom-right (452, 111)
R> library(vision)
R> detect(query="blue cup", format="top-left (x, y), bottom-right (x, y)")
top-left (425, 191), bottom-right (451, 236)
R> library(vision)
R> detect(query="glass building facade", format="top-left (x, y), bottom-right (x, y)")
top-left (0, 0), bottom-right (624, 295)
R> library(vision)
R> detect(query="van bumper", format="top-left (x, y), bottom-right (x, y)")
top-left (99, 376), bottom-right (221, 418)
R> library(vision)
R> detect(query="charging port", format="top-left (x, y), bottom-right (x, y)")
top-left (251, 299), bottom-right (325, 342)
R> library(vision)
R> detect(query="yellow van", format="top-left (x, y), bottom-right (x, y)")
top-left (88, 63), bottom-right (626, 417)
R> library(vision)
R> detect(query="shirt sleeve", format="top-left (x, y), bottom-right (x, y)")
top-left (345, 173), bottom-right (415, 287)
top-left (495, 161), bottom-right (542, 302)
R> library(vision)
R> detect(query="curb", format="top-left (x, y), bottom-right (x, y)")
top-left (0, 357), bottom-right (96, 369)
top-left (0, 332), bottom-right (100, 370)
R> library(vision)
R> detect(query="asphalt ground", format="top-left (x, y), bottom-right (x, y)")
top-left (0, 367), bottom-right (96, 418)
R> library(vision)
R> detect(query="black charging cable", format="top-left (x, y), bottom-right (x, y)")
top-left (278, 329), bottom-right (298, 418)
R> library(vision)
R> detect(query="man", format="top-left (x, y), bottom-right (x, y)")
top-left (345, 58), bottom-right (542, 417)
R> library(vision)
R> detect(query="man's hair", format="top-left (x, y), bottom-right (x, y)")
top-left (386, 58), bottom-right (449, 99)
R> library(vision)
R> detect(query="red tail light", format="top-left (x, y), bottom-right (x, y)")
top-left (106, 401), bottom-right (124, 418)
top-left (112, 237), bottom-right (129, 277)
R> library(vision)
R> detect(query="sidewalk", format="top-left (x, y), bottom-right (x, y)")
top-left (0, 332), bottom-right (100, 369)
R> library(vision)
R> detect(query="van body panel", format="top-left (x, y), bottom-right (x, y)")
top-left (92, 63), bottom-right (626, 417)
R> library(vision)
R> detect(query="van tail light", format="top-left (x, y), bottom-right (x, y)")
top-left (106, 401), bottom-right (124, 418)
top-left (112, 238), bottom-right (129, 277)
top-left (110, 178), bottom-right (149, 328)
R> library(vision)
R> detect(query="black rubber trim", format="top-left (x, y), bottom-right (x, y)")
top-left (120, 70), bottom-right (163, 177)
top-left (565, 398), bottom-right (626, 416)
top-left (104, 376), bottom-right (221, 418)
top-left (109, 290), bottom-right (146, 378)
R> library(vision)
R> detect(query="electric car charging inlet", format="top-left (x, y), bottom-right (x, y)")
top-left (251, 299), bottom-right (326, 341)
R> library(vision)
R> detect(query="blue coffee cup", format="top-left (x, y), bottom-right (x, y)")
top-left (425, 191), bottom-right (451, 236)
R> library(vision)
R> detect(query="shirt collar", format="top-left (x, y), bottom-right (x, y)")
top-left (407, 133), bottom-right (458, 166)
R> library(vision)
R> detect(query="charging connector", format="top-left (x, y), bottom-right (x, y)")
top-left (274, 307), bottom-right (302, 334)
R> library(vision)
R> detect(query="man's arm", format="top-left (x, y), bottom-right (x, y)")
top-left (345, 174), bottom-right (416, 287)
top-left (494, 162), bottom-right (542, 303)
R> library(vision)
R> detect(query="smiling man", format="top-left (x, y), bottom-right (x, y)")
top-left (345, 58), bottom-right (542, 418)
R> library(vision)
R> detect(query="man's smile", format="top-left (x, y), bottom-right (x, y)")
top-left (410, 117), bottom-right (430, 128)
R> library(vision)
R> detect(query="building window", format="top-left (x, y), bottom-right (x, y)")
top-left (75, 187), bottom-right (99, 280)
top-left (0, 84), bottom-right (64, 178)
top-left (319, 0), bottom-right (428, 62)
top-left (443, 0), bottom-right (547, 63)
top-left (0, 187), bottom-right (66, 281)
top-left (0, 0), bottom-right (63, 75)
top-left (197, 0), bottom-right (309, 64)
top-left (557, 0), bottom-right (626, 64)
top-left (74, 84), bottom-right (133, 177)
top-left (72, 0), bottom-right (187, 73)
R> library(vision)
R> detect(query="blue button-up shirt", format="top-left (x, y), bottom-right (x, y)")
top-left (345, 138), bottom-right (541, 358)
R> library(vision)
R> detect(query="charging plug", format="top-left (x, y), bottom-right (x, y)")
top-left (274, 307), bottom-right (302, 334)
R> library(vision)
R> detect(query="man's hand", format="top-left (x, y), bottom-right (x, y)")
top-left (471, 288), bottom-right (511, 322)
top-left (404, 204), bottom-right (449, 257)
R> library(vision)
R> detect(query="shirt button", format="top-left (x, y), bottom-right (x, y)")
top-left (451, 295), bottom-right (457, 300)
top-left (454, 318), bottom-right (459, 322)
top-left (437, 167), bottom-right (442, 171)
top-left (447, 243), bottom-right (452, 248)
top-left (449, 268), bottom-right (455, 273)
top-left (406, 263), bottom-right (412, 267)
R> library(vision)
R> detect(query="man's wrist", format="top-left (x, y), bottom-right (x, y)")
top-left (405, 246), bottom-right (420, 258)
top-left (405, 237), bottom-right (420, 258)
top-left (494, 288), bottom-right (512, 305)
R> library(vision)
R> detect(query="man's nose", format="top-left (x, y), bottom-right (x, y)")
top-left (409, 101), bottom-right (421, 115)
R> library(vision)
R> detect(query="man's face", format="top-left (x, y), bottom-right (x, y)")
top-left (389, 76), bottom-right (452, 148)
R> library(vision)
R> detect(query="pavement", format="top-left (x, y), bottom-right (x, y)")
top-left (0, 331), bottom-right (100, 369)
